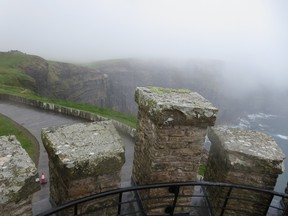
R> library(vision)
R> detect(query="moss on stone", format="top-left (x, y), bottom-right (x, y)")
top-left (148, 86), bottom-right (192, 94)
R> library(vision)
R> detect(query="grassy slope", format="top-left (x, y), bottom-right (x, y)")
top-left (0, 51), bottom-right (137, 162)
top-left (0, 51), bottom-right (36, 93)
top-left (0, 51), bottom-right (137, 127)
top-left (0, 114), bottom-right (38, 162)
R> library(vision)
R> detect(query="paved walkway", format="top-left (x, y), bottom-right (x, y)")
top-left (0, 101), bottom-right (135, 215)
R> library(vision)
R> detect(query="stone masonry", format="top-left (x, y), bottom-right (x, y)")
top-left (0, 135), bottom-right (40, 216)
top-left (205, 127), bottom-right (285, 216)
top-left (132, 87), bottom-right (218, 215)
top-left (42, 121), bottom-right (125, 215)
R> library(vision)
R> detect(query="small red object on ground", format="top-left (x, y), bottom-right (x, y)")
top-left (41, 172), bottom-right (47, 184)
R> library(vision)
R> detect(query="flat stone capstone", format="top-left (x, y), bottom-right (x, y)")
top-left (42, 121), bottom-right (125, 177)
top-left (0, 135), bottom-right (39, 215)
top-left (208, 126), bottom-right (285, 172)
top-left (135, 86), bottom-right (218, 126)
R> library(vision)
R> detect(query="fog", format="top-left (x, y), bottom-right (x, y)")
top-left (1, 0), bottom-right (288, 91)
top-left (1, 0), bottom-right (288, 194)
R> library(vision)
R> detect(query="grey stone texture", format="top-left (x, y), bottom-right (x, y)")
top-left (0, 135), bottom-right (40, 216)
top-left (133, 87), bottom-right (218, 215)
top-left (135, 87), bottom-right (218, 127)
top-left (42, 121), bottom-right (125, 215)
top-left (205, 126), bottom-right (285, 216)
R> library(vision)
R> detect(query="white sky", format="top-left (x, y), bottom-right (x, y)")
top-left (0, 1), bottom-right (285, 59)
top-left (1, 0), bottom-right (287, 85)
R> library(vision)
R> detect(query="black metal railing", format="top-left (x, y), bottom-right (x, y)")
top-left (37, 181), bottom-right (288, 216)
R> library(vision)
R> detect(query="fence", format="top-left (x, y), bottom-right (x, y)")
top-left (37, 181), bottom-right (288, 216)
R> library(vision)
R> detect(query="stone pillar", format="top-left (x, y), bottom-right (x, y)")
top-left (132, 87), bottom-right (218, 215)
top-left (205, 127), bottom-right (285, 216)
top-left (42, 121), bottom-right (125, 215)
top-left (0, 136), bottom-right (40, 216)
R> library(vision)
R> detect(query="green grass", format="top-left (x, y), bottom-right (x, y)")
top-left (0, 51), bottom-right (36, 91)
top-left (0, 89), bottom-right (137, 128)
top-left (0, 114), bottom-right (35, 160)
top-left (198, 164), bottom-right (206, 176)
top-left (44, 98), bottom-right (138, 128)
top-left (0, 51), bottom-right (137, 128)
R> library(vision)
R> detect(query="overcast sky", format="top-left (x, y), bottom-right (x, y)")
top-left (1, 0), bottom-right (288, 85)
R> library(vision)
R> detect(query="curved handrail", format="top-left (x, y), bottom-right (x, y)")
top-left (37, 181), bottom-right (288, 216)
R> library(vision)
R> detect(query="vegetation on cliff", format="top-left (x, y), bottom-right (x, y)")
top-left (0, 51), bottom-right (37, 94)
top-left (0, 51), bottom-right (137, 127)
top-left (0, 114), bottom-right (39, 162)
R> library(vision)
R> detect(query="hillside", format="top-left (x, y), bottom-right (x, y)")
top-left (86, 58), bottom-right (224, 114)
top-left (0, 51), bottom-right (37, 94)
top-left (0, 51), bottom-right (224, 115)
top-left (2, 50), bottom-right (286, 124)
top-left (0, 50), bottom-right (109, 106)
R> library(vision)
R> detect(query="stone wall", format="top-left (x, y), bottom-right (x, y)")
top-left (42, 121), bottom-right (125, 215)
top-left (132, 87), bottom-right (218, 215)
top-left (204, 127), bottom-right (285, 216)
top-left (0, 93), bottom-right (136, 138)
top-left (0, 135), bottom-right (40, 216)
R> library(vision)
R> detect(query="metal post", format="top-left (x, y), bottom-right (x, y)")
top-left (118, 191), bottom-right (123, 215)
top-left (74, 204), bottom-right (78, 215)
top-left (220, 187), bottom-right (232, 216)
top-left (165, 185), bottom-right (180, 216)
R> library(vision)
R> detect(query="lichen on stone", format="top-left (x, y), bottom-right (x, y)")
top-left (42, 121), bottom-right (125, 177)
top-left (0, 135), bottom-right (39, 204)
top-left (148, 86), bottom-right (192, 94)
top-left (135, 86), bottom-right (218, 126)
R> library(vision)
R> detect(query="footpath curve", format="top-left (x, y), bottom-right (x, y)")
top-left (0, 94), bottom-right (135, 215)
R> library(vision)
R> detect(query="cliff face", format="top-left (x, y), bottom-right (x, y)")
top-left (45, 62), bottom-right (109, 106)
top-left (23, 58), bottom-right (224, 115)
top-left (18, 56), bottom-right (109, 107)
top-left (90, 59), bottom-right (223, 114)
top-left (19, 56), bottom-right (50, 96)
top-left (0, 51), bottom-right (108, 107)
top-left (3, 51), bottom-right (286, 123)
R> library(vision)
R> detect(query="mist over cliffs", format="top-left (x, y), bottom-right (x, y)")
top-left (1, 51), bottom-right (287, 124)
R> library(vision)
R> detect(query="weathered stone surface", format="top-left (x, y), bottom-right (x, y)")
top-left (207, 127), bottom-right (284, 175)
top-left (135, 86), bottom-right (218, 126)
top-left (133, 87), bottom-right (218, 215)
top-left (42, 121), bottom-right (125, 215)
top-left (0, 135), bottom-right (40, 216)
top-left (205, 126), bottom-right (285, 216)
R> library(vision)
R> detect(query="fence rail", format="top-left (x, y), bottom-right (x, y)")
top-left (37, 181), bottom-right (288, 216)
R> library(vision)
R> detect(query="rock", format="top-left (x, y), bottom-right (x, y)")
top-left (42, 121), bottom-right (125, 215)
top-left (0, 135), bottom-right (40, 216)
top-left (135, 86), bottom-right (218, 126)
top-left (205, 126), bottom-right (285, 216)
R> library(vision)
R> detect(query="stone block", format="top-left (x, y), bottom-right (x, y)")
top-left (42, 121), bottom-right (125, 215)
top-left (0, 135), bottom-right (40, 216)
top-left (135, 86), bottom-right (218, 126)
top-left (205, 126), bottom-right (285, 216)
